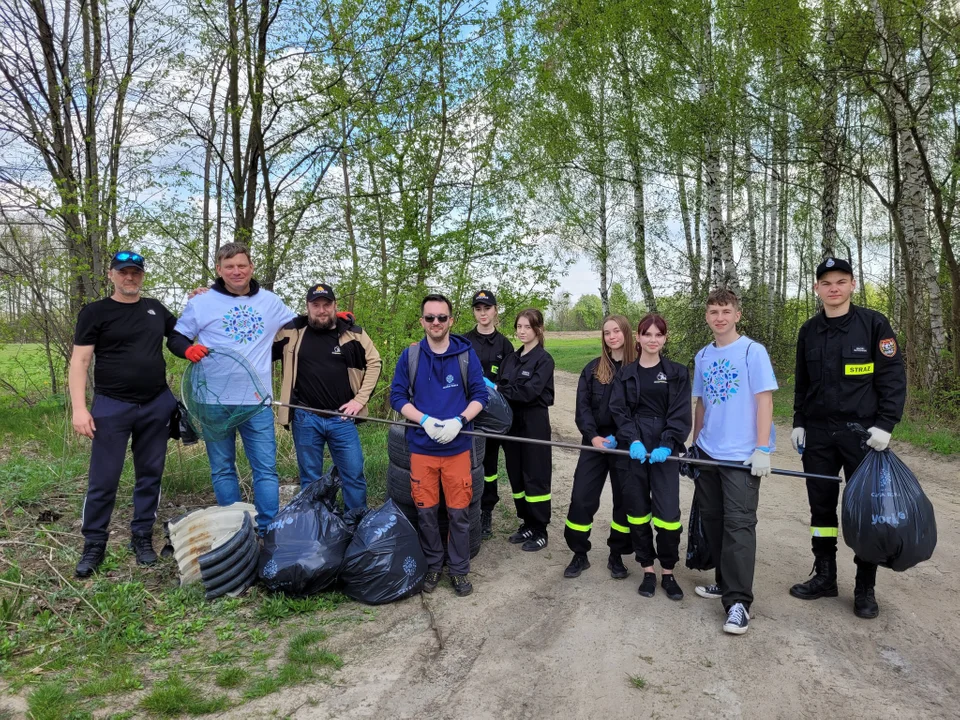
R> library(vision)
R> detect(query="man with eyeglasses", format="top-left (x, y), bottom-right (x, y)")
top-left (70, 250), bottom-right (194, 577)
top-left (390, 294), bottom-right (488, 597)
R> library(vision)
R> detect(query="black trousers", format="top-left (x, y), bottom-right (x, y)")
top-left (617, 417), bottom-right (682, 570)
top-left (563, 447), bottom-right (631, 556)
top-left (693, 448), bottom-right (759, 610)
top-left (802, 423), bottom-right (878, 584)
top-left (480, 437), bottom-right (503, 513)
top-left (503, 406), bottom-right (552, 531)
top-left (81, 390), bottom-right (177, 543)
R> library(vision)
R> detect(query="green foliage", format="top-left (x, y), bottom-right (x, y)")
top-left (77, 667), bottom-right (144, 697)
top-left (214, 666), bottom-right (248, 689)
top-left (140, 674), bottom-right (229, 716)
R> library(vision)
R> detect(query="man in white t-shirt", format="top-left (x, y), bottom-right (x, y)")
top-left (690, 288), bottom-right (778, 635)
top-left (175, 243), bottom-right (296, 534)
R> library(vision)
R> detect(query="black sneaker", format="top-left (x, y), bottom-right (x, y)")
top-left (607, 554), bottom-right (629, 579)
top-left (450, 574), bottom-right (473, 597)
top-left (521, 529), bottom-right (548, 552)
top-left (661, 574), bottom-right (684, 601)
top-left (723, 602), bottom-right (749, 635)
top-left (508, 524), bottom-right (534, 544)
top-left (637, 572), bottom-right (657, 598)
top-left (422, 571), bottom-right (441, 594)
top-left (75, 541), bottom-right (106, 578)
top-left (564, 553), bottom-right (590, 578)
top-left (854, 582), bottom-right (879, 619)
top-left (481, 510), bottom-right (493, 540)
top-left (128, 534), bottom-right (158, 566)
top-left (695, 583), bottom-right (722, 599)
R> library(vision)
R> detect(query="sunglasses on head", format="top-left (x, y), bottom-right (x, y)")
top-left (113, 252), bottom-right (144, 262)
top-left (422, 314), bottom-right (450, 324)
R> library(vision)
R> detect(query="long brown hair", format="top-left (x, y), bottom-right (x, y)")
top-left (595, 315), bottom-right (636, 384)
top-left (515, 308), bottom-right (546, 347)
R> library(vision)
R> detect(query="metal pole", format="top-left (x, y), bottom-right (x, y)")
top-left (272, 401), bottom-right (841, 482)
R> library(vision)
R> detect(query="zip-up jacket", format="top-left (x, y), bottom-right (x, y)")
top-left (609, 358), bottom-right (692, 452)
top-left (793, 304), bottom-right (906, 433)
top-left (463, 327), bottom-right (515, 382)
top-left (274, 316), bottom-right (382, 426)
top-left (575, 357), bottom-right (620, 441)
top-left (496, 344), bottom-right (555, 409)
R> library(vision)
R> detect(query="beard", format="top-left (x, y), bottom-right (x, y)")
top-left (308, 315), bottom-right (336, 330)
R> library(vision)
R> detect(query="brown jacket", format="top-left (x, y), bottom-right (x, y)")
top-left (274, 316), bottom-right (382, 426)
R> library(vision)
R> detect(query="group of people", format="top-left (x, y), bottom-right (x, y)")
top-left (70, 247), bottom-right (905, 635)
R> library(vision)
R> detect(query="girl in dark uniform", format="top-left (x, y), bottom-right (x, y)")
top-left (563, 316), bottom-right (637, 579)
top-left (610, 314), bottom-right (692, 600)
top-left (497, 308), bottom-right (555, 552)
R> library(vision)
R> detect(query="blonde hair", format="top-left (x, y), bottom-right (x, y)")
top-left (595, 315), bottom-right (636, 384)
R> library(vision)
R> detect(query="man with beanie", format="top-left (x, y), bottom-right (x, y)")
top-left (789, 257), bottom-right (906, 619)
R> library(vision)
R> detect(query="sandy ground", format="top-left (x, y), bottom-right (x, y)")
top-left (230, 370), bottom-right (960, 720)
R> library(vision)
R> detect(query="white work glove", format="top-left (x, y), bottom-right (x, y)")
top-left (744, 447), bottom-right (772, 477)
top-left (791, 427), bottom-right (806, 454)
top-left (865, 426), bottom-right (891, 452)
top-left (432, 417), bottom-right (463, 445)
top-left (421, 416), bottom-right (447, 443)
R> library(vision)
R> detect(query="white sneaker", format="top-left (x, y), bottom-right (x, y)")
top-left (723, 602), bottom-right (750, 635)
top-left (695, 583), bottom-right (722, 599)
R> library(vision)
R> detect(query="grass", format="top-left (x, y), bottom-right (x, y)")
top-left (77, 667), bottom-right (144, 697)
top-left (140, 674), bottom-right (230, 715)
top-left (627, 674), bottom-right (647, 690)
top-left (214, 666), bottom-right (248, 689)
top-left (547, 337), bottom-right (600, 375)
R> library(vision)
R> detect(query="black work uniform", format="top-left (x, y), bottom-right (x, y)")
top-left (497, 345), bottom-right (555, 532)
top-left (794, 304), bottom-right (906, 582)
top-left (609, 358), bottom-right (692, 570)
top-left (564, 358), bottom-right (632, 556)
top-left (464, 327), bottom-right (515, 513)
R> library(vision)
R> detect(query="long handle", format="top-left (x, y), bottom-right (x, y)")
top-left (273, 402), bottom-right (842, 482)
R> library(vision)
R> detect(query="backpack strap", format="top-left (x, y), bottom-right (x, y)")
top-left (407, 343), bottom-right (470, 398)
top-left (458, 350), bottom-right (469, 389)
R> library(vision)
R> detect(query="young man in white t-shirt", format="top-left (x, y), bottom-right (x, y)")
top-left (175, 243), bottom-right (296, 534)
top-left (690, 288), bottom-right (778, 635)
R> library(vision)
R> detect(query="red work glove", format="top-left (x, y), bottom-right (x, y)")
top-left (337, 311), bottom-right (355, 324)
top-left (185, 344), bottom-right (210, 363)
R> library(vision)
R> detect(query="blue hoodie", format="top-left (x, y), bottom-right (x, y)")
top-left (390, 334), bottom-right (488, 457)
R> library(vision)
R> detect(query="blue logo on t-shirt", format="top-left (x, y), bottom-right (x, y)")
top-left (703, 360), bottom-right (740, 405)
top-left (222, 305), bottom-right (265, 345)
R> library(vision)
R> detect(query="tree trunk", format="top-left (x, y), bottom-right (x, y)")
top-left (820, 0), bottom-right (840, 258)
top-left (678, 160), bottom-right (699, 295)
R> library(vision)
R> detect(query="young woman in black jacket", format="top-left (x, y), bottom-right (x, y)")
top-left (610, 313), bottom-right (692, 600)
top-left (497, 308), bottom-right (555, 552)
top-left (563, 316), bottom-right (637, 579)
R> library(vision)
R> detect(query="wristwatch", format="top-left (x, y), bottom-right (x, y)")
top-left (457, 414), bottom-right (468, 426)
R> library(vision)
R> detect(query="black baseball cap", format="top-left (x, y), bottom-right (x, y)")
top-left (815, 257), bottom-right (854, 280)
top-left (306, 283), bottom-right (336, 302)
top-left (110, 250), bottom-right (145, 271)
top-left (471, 290), bottom-right (497, 307)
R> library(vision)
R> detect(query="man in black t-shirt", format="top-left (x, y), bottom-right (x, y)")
top-left (69, 250), bottom-right (191, 578)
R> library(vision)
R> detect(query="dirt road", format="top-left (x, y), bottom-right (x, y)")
top-left (233, 370), bottom-right (960, 719)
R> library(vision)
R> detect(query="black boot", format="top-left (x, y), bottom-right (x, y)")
top-left (854, 582), bottom-right (880, 619)
top-left (564, 553), bottom-right (590, 578)
top-left (75, 541), bottom-right (106, 578)
top-left (128, 534), bottom-right (158, 566)
top-left (606, 553), bottom-right (628, 579)
top-left (789, 557), bottom-right (838, 600)
top-left (481, 510), bottom-right (493, 540)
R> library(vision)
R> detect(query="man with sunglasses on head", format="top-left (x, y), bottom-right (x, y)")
top-left (390, 294), bottom-right (488, 597)
top-left (70, 250), bottom-right (194, 577)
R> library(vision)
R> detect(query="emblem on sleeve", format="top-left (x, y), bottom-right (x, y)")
top-left (879, 338), bottom-right (897, 357)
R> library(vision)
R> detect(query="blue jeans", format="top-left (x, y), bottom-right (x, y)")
top-left (203, 406), bottom-right (279, 533)
top-left (292, 408), bottom-right (367, 511)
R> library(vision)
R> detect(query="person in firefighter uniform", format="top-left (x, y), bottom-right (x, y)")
top-left (789, 257), bottom-right (907, 619)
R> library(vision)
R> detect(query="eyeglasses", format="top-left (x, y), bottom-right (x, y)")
top-left (422, 314), bottom-right (450, 324)
top-left (114, 252), bottom-right (144, 262)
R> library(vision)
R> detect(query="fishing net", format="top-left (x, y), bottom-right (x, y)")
top-left (180, 347), bottom-right (272, 441)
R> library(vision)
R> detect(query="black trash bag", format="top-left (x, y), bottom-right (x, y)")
top-left (169, 401), bottom-right (199, 445)
top-left (685, 488), bottom-right (715, 571)
top-left (340, 499), bottom-right (427, 605)
top-left (258, 473), bottom-right (351, 595)
top-left (475, 385), bottom-right (513, 435)
top-left (841, 449), bottom-right (937, 572)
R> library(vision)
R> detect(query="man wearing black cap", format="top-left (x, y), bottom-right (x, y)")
top-left (69, 250), bottom-right (193, 577)
top-left (789, 256), bottom-right (906, 618)
top-left (274, 283), bottom-right (382, 510)
top-left (463, 290), bottom-right (515, 538)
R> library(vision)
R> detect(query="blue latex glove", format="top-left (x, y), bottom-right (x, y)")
top-left (602, 435), bottom-right (617, 449)
top-left (629, 441), bottom-right (648, 462)
top-left (483, 377), bottom-right (496, 389)
top-left (649, 446), bottom-right (671, 464)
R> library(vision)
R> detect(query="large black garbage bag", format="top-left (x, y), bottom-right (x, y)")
top-left (475, 386), bottom-right (513, 435)
top-left (258, 473), bottom-right (351, 595)
top-left (841, 449), bottom-right (937, 571)
top-left (340, 499), bottom-right (427, 605)
top-left (685, 488), bottom-right (714, 571)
